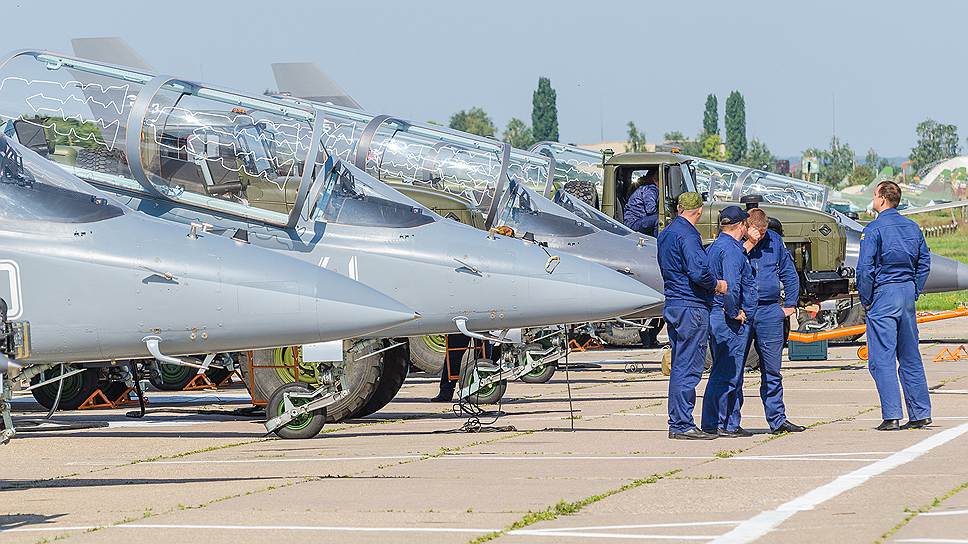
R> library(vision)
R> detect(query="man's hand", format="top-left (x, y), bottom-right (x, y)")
top-left (746, 225), bottom-right (765, 245)
top-left (715, 279), bottom-right (728, 294)
top-left (735, 310), bottom-right (747, 323)
top-left (782, 306), bottom-right (795, 318)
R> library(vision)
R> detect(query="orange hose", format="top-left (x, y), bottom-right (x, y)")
top-left (788, 306), bottom-right (968, 344)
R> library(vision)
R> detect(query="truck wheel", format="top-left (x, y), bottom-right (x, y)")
top-left (459, 359), bottom-right (506, 405)
top-left (351, 344), bottom-right (409, 419)
top-left (267, 383), bottom-right (325, 439)
top-left (519, 363), bottom-right (556, 384)
top-left (408, 335), bottom-right (446, 374)
top-left (30, 366), bottom-right (100, 410)
top-left (831, 303), bottom-right (866, 343)
top-left (597, 322), bottom-right (643, 347)
top-left (148, 360), bottom-right (198, 391)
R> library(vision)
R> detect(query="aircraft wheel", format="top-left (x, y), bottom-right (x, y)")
top-left (408, 335), bottom-right (446, 374)
top-left (148, 360), bottom-right (198, 391)
top-left (351, 344), bottom-right (409, 419)
top-left (30, 366), bottom-right (100, 410)
top-left (459, 359), bottom-right (506, 405)
top-left (519, 363), bottom-right (556, 384)
top-left (204, 354), bottom-right (236, 385)
top-left (267, 382), bottom-right (325, 439)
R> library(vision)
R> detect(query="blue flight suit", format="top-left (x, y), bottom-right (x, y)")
top-left (701, 233), bottom-right (756, 433)
top-left (624, 183), bottom-right (659, 236)
top-left (857, 207), bottom-right (931, 421)
top-left (746, 229), bottom-right (800, 431)
top-left (657, 215), bottom-right (718, 433)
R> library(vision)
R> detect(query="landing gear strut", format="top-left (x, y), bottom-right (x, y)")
top-left (458, 327), bottom-right (567, 405)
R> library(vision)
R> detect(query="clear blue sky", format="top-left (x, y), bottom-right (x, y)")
top-left (2, 0), bottom-right (964, 157)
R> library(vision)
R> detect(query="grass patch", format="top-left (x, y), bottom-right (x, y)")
top-left (877, 478), bottom-right (968, 543)
top-left (467, 470), bottom-right (680, 543)
top-left (918, 231), bottom-right (968, 311)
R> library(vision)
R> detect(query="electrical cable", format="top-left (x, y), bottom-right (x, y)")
top-left (45, 363), bottom-right (66, 420)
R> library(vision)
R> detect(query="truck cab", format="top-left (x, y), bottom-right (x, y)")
top-left (602, 151), bottom-right (851, 304)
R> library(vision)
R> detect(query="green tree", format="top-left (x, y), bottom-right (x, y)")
top-left (625, 121), bottom-right (647, 152)
top-left (848, 164), bottom-right (875, 186)
top-left (909, 119), bottom-right (960, 174)
top-left (449, 107), bottom-right (496, 138)
top-left (724, 91), bottom-right (747, 162)
top-left (501, 117), bottom-right (535, 149)
top-left (663, 131), bottom-right (686, 143)
top-left (739, 138), bottom-right (774, 170)
top-left (532, 77), bottom-right (559, 142)
top-left (699, 132), bottom-right (727, 161)
top-left (703, 94), bottom-right (719, 136)
top-left (864, 148), bottom-right (891, 177)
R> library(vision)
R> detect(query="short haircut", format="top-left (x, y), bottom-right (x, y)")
top-left (876, 180), bottom-right (901, 208)
top-left (748, 208), bottom-right (768, 229)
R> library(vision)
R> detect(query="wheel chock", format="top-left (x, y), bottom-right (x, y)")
top-left (78, 389), bottom-right (114, 410)
top-left (184, 373), bottom-right (217, 391)
top-left (934, 345), bottom-right (968, 362)
top-left (857, 346), bottom-right (868, 361)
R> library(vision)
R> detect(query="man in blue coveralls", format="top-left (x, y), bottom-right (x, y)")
top-left (857, 181), bottom-right (932, 431)
top-left (624, 172), bottom-right (659, 236)
top-left (701, 205), bottom-right (757, 437)
top-left (743, 208), bottom-right (806, 434)
top-left (657, 191), bottom-right (727, 440)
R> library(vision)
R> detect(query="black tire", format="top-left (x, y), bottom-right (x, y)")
top-left (99, 380), bottom-right (129, 402)
top-left (267, 382), bottom-right (325, 439)
top-left (352, 344), bottom-right (410, 419)
top-left (831, 303), bottom-right (866, 343)
top-left (204, 354), bottom-right (237, 385)
top-left (408, 335), bottom-right (446, 374)
top-left (74, 148), bottom-right (128, 175)
top-left (519, 363), bottom-right (556, 384)
top-left (459, 358), bottom-right (506, 405)
top-left (598, 322), bottom-right (643, 347)
top-left (148, 360), bottom-right (198, 391)
top-left (246, 341), bottom-right (385, 423)
top-left (30, 366), bottom-right (100, 410)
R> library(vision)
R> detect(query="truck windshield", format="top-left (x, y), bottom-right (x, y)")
top-left (553, 189), bottom-right (634, 236)
top-left (313, 161), bottom-right (437, 228)
top-left (0, 135), bottom-right (124, 223)
top-left (495, 179), bottom-right (596, 238)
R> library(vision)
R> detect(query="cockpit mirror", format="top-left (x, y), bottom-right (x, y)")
top-left (13, 120), bottom-right (52, 158)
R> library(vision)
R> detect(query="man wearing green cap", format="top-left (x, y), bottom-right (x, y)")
top-left (657, 191), bottom-right (727, 440)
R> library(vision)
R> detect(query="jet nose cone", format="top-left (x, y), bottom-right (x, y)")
top-left (311, 269), bottom-right (419, 339)
top-left (923, 253), bottom-right (968, 294)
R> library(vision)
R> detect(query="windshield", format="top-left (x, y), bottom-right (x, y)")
top-left (553, 188), bottom-right (634, 236)
top-left (495, 179), bottom-right (596, 238)
top-left (0, 134), bottom-right (124, 223)
top-left (313, 161), bottom-right (437, 228)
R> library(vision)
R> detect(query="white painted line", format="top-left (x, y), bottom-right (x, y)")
top-left (67, 455), bottom-right (423, 466)
top-left (921, 508), bottom-right (968, 517)
top-left (119, 523), bottom-right (496, 534)
top-left (511, 529), bottom-right (718, 540)
top-left (528, 521), bottom-right (742, 531)
top-left (896, 540), bottom-right (968, 543)
top-left (712, 422), bottom-right (968, 544)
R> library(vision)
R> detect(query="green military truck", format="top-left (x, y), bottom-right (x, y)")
top-left (601, 151), bottom-right (852, 305)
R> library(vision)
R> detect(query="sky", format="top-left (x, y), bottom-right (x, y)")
top-left (2, 0), bottom-right (965, 157)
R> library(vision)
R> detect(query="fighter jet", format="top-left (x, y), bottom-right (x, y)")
top-left (0, 49), bottom-right (661, 430)
top-left (0, 132), bottom-right (419, 443)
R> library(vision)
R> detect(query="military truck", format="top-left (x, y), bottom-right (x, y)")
top-left (600, 151), bottom-right (851, 305)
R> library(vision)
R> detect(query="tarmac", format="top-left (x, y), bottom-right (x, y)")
top-left (3, 320), bottom-right (968, 544)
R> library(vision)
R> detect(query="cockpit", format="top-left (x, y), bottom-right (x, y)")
top-left (0, 133), bottom-right (124, 223)
top-left (495, 179), bottom-right (596, 238)
top-left (552, 189), bottom-right (635, 236)
top-left (313, 161), bottom-right (437, 228)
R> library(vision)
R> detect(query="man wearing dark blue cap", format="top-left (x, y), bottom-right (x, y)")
top-left (858, 181), bottom-right (932, 431)
top-left (702, 205), bottom-right (757, 437)
top-left (658, 192), bottom-right (727, 440)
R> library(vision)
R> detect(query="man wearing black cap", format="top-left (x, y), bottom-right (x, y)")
top-left (702, 205), bottom-right (757, 437)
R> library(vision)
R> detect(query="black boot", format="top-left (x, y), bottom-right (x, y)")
top-left (876, 419), bottom-right (900, 431)
top-left (900, 417), bottom-right (932, 430)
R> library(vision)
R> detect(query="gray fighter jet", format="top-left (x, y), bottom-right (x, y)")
top-left (0, 133), bottom-right (419, 443)
top-left (0, 50), bottom-right (661, 433)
